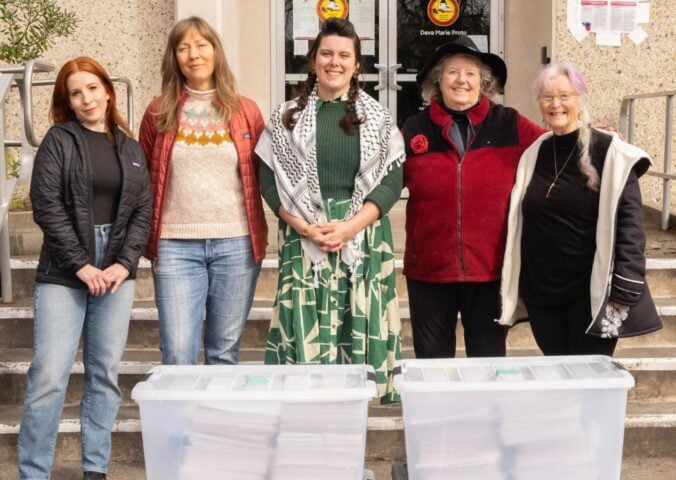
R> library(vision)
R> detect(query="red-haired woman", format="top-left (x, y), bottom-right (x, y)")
top-left (18, 56), bottom-right (151, 480)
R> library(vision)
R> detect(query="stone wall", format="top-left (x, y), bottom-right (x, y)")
top-left (4, 0), bottom-right (175, 140)
top-left (554, 0), bottom-right (675, 210)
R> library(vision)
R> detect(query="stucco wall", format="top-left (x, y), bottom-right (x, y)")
top-left (3, 0), bottom-right (175, 139)
top-left (554, 0), bottom-right (675, 210)
top-left (4, 1), bottom-right (673, 214)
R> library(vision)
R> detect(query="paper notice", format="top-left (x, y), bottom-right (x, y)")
top-left (567, 0), bottom-right (589, 41)
top-left (294, 39), bottom-right (309, 56)
top-left (581, 0), bottom-right (609, 32)
top-left (636, 1), bottom-right (650, 23)
top-left (349, 0), bottom-right (375, 40)
top-left (293, 0), bottom-right (319, 39)
top-left (571, 26), bottom-right (590, 42)
top-left (361, 39), bottom-right (375, 56)
top-left (468, 35), bottom-right (489, 53)
top-left (628, 26), bottom-right (648, 44)
top-left (595, 31), bottom-right (622, 46)
top-left (610, 1), bottom-right (638, 33)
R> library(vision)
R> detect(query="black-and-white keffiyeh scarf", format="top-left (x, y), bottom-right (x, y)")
top-left (255, 85), bottom-right (406, 282)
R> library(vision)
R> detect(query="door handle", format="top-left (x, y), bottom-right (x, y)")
top-left (374, 63), bottom-right (388, 91)
top-left (388, 64), bottom-right (402, 91)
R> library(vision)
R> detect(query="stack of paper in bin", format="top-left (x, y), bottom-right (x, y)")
top-left (269, 402), bottom-right (366, 479)
top-left (407, 402), bottom-right (503, 480)
top-left (499, 391), bottom-right (596, 479)
top-left (178, 404), bottom-right (279, 479)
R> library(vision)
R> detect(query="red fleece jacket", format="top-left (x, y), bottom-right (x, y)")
top-left (402, 97), bottom-right (545, 283)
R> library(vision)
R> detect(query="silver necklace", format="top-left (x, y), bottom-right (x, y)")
top-left (545, 136), bottom-right (577, 198)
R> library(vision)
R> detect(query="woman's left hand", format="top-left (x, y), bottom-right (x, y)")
top-left (317, 220), bottom-right (357, 252)
top-left (102, 263), bottom-right (130, 294)
top-left (319, 201), bottom-right (381, 252)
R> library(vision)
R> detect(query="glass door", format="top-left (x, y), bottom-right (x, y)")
top-left (272, 0), bottom-right (503, 126)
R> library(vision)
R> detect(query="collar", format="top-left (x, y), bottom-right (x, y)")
top-left (429, 96), bottom-right (490, 127)
top-left (316, 90), bottom-right (350, 110)
top-left (184, 85), bottom-right (217, 98)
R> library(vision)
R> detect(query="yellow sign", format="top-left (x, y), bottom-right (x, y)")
top-left (427, 0), bottom-right (460, 27)
top-left (317, 0), bottom-right (348, 21)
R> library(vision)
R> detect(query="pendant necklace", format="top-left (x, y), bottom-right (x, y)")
top-left (546, 136), bottom-right (577, 198)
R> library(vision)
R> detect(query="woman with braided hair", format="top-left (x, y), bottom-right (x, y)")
top-left (256, 18), bottom-right (405, 402)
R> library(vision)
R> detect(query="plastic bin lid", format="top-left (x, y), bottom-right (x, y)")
top-left (392, 355), bottom-right (634, 392)
top-left (131, 364), bottom-right (377, 402)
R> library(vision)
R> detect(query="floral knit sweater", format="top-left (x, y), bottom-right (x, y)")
top-left (160, 87), bottom-right (248, 239)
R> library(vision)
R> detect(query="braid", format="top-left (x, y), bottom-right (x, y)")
top-left (340, 75), bottom-right (364, 135)
top-left (282, 74), bottom-right (317, 130)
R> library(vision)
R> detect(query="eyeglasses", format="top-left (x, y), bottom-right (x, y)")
top-left (539, 92), bottom-right (577, 104)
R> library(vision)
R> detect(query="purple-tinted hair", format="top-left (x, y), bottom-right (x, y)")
top-left (534, 62), bottom-right (599, 190)
top-left (533, 62), bottom-right (588, 98)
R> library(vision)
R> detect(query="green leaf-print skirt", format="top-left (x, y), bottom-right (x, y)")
top-left (264, 198), bottom-right (401, 403)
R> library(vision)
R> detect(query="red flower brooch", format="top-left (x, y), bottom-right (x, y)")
top-left (410, 134), bottom-right (429, 154)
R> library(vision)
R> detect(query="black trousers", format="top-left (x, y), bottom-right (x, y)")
top-left (407, 278), bottom-right (507, 358)
top-left (525, 296), bottom-right (618, 356)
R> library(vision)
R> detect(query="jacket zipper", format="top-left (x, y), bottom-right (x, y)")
top-left (75, 128), bottom-right (97, 268)
top-left (456, 160), bottom-right (465, 280)
top-left (454, 121), bottom-right (476, 281)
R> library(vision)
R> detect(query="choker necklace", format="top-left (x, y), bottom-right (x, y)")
top-left (546, 136), bottom-right (577, 198)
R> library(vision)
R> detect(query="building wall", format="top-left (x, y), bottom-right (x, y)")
top-left (5, 0), bottom-right (673, 212)
top-left (504, 0), bottom-right (554, 124)
top-left (3, 0), bottom-right (174, 139)
top-left (553, 0), bottom-right (675, 209)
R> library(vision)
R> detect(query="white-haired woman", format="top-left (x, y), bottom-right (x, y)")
top-left (401, 37), bottom-right (545, 359)
top-left (498, 62), bottom-right (662, 354)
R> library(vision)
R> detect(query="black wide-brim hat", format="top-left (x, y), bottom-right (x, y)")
top-left (416, 36), bottom-right (507, 90)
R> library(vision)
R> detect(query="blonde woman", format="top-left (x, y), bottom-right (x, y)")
top-left (140, 17), bottom-right (267, 365)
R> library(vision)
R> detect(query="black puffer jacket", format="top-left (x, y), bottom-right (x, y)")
top-left (30, 121), bottom-right (152, 289)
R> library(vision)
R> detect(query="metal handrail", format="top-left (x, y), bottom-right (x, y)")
top-left (619, 90), bottom-right (675, 230)
top-left (19, 60), bottom-right (57, 147)
top-left (0, 61), bottom-right (135, 303)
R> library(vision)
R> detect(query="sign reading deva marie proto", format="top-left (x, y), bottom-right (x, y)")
top-left (427, 0), bottom-right (460, 27)
top-left (316, 0), bottom-right (348, 21)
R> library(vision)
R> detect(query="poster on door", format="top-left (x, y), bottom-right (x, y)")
top-left (415, 0), bottom-right (490, 42)
top-left (292, 0), bottom-right (376, 55)
top-left (427, 0), bottom-right (460, 27)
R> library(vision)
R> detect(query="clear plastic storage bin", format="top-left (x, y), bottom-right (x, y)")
top-left (131, 364), bottom-right (377, 480)
top-left (393, 355), bottom-right (634, 480)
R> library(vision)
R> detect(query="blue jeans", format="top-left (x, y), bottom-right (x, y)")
top-left (153, 236), bottom-right (261, 365)
top-left (18, 224), bottom-right (135, 479)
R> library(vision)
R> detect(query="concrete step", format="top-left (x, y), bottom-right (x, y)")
top-left (7, 255), bottom-right (676, 301)
top-left (0, 399), bottom-right (674, 463)
top-left (9, 203), bottom-right (675, 257)
top-left (2, 457), bottom-right (676, 480)
top-left (1, 348), bottom-right (675, 406)
top-left (2, 297), bottom-right (676, 352)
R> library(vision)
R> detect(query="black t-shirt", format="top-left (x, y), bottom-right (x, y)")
top-left (519, 130), bottom-right (600, 306)
top-left (81, 125), bottom-right (121, 224)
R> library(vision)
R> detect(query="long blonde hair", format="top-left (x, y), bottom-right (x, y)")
top-left (155, 16), bottom-right (239, 132)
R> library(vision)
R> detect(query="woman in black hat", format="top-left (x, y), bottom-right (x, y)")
top-left (401, 36), bottom-right (546, 359)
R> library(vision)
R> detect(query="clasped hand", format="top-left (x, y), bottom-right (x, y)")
top-left (76, 263), bottom-right (130, 296)
top-left (305, 220), bottom-right (356, 253)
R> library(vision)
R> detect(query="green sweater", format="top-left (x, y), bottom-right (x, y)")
top-left (259, 99), bottom-right (403, 217)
